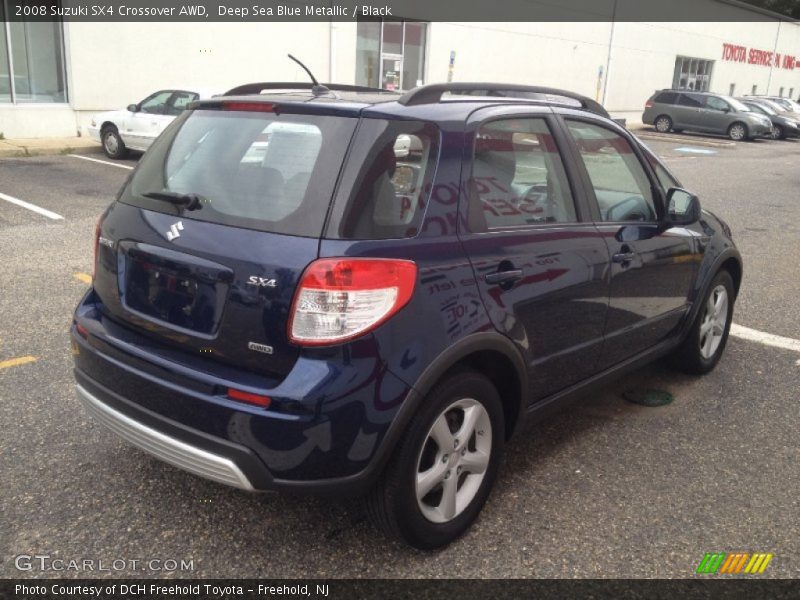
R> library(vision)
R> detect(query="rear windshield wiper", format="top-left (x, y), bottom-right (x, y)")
top-left (142, 190), bottom-right (203, 211)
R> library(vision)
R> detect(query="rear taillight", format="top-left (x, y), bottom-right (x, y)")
top-left (92, 216), bottom-right (102, 281)
top-left (645, 100), bottom-right (654, 108)
top-left (288, 258), bottom-right (417, 346)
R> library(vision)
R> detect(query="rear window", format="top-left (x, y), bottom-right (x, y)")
top-left (654, 92), bottom-right (678, 104)
top-left (122, 109), bottom-right (358, 237)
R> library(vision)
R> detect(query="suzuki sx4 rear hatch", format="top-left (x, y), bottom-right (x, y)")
top-left (93, 104), bottom-right (358, 377)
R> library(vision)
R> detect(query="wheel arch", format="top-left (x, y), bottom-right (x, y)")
top-left (404, 332), bottom-right (528, 442)
top-left (100, 121), bottom-right (119, 133)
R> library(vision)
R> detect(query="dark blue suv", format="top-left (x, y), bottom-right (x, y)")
top-left (71, 82), bottom-right (742, 549)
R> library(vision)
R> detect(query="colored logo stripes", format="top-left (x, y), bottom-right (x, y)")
top-left (696, 552), bottom-right (773, 574)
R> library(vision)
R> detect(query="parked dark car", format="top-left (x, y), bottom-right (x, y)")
top-left (738, 99), bottom-right (800, 140)
top-left (72, 81), bottom-right (742, 549)
top-left (643, 89), bottom-right (772, 140)
top-left (744, 95), bottom-right (800, 115)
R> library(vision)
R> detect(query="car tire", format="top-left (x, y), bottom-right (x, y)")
top-left (771, 125), bottom-right (784, 140)
top-left (727, 122), bottom-right (748, 141)
top-left (654, 115), bottom-right (673, 133)
top-left (101, 126), bottom-right (128, 159)
top-left (673, 128), bottom-right (683, 133)
top-left (365, 369), bottom-right (504, 549)
top-left (671, 270), bottom-right (735, 375)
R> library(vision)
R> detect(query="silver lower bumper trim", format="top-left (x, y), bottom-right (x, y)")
top-left (77, 384), bottom-right (255, 491)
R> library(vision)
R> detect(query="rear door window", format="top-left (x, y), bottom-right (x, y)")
top-left (677, 93), bottom-right (704, 108)
top-left (655, 92), bottom-right (678, 104)
top-left (123, 109), bottom-right (358, 237)
top-left (467, 117), bottom-right (577, 231)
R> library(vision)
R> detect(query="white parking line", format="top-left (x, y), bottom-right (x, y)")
top-left (0, 191), bottom-right (63, 220)
top-left (730, 324), bottom-right (800, 365)
top-left (68, 154), bottom-right (134, 170)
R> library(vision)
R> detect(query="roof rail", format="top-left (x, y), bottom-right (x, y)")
top-left (397, 83), bottom-right (610, 118)
top-left (224, 82), bottom-right (393, 96)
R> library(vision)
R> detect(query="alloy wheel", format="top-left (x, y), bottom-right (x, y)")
top-left (699, 285), bottom-right (729, 359)
top-left (415, 398), bottom-right (492, 524)
top-left (729, 124), bottom-right (746, 141)
top-left (655, 117), bottom-right (671, 133)
top-left (771, 125), bottom-right (783, 140)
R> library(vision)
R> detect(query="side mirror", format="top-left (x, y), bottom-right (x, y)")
top-left (126, 103), bottom-right (138, 112)
top-left (665, 187), bottom-right (701, 226)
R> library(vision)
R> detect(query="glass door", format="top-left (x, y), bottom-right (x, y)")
top-left (381, 55), bottom-right (403, 91)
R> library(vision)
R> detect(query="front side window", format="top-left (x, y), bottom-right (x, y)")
top-left (705, 96), bottom-right (729, 112)
top-left (124, 109), bottom-right (358, 237)
top-left (140, 91), bottom-right (173, 114)
top-left (467, 118), bottom-right (577, 231)
top-left (566, 121), bottom-right (657, 223)
top-left (655, 92), bottom-right (678, 104)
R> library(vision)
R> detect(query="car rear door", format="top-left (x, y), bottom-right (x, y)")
top-left (674, 92), bottom-right (706, 130)
top-left (457, 106), bottom-right (610, 402)
top-left (560, 114), bottom-right (697, 368)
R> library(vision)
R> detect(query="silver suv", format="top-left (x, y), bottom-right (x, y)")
top-left (643, 90), bottom-right (773, 141)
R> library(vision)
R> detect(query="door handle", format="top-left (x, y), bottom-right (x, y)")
top-left (485, 269), bottom-right (523, 285)
top-left (612, 251), bottom-right (636, 264)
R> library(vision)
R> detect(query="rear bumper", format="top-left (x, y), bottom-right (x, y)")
top-left (71, 290), bottom-right (415, 495)
top-left (76, 380), bottom-right (259, 491)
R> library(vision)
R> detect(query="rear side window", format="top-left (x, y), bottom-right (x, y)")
top-left (655, 92), bottom-right (678, 104)
top-left (678, 93), bottom-right (704, 108)
top-left (123, 110), bottom-right (358, 237)
top-left (467, 118), bottom-right (577, 231)
top-left (327, 119), bottom-right (439, 240)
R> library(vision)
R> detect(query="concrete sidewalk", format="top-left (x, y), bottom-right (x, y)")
top-left (0, 136), bottom-right (102, 158)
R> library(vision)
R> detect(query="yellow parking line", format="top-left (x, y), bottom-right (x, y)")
top-left (73, 272), bottom-right (92, 284)
top-left (0, 356), bottom-right (38, 370)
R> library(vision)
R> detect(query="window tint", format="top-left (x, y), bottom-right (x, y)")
top-left (655, 92), bottom-right (678, 104)
top-left (566, 121), bottom-right (657, 223)
top-left (705, 96), bottom-right (729, 111)
top-left (678, 93), bottom-right (704, 108)
top-left (124, 110), bottom-right (358, 237)
top-left (140, 91), bottom-right (173, 114)
top-left (467, 118), bottom-right (576, 231)
top-left (166, 91), bottom-right (199, 116)
top-left (330, 119), bottom-right (439, 239)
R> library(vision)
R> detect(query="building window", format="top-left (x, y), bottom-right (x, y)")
top-left (672, 56), bottom-right (713, 91)
top-left (790, 88), bottom-right (795, 99)
top-left (729, 83), bottom-right (736, 96)
top-left (778, 87), bottom-right (784, 97)
top-left (355, 21), bottom-right (427, 91)
top-left (752, 84), bottom-right (758, 94)
top-left (1, 1), bottom-right (68, 104)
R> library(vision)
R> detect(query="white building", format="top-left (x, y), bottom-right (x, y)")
top-left (2, 0), bottom-right (800, 138)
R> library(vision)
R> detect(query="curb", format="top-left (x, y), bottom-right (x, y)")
top-left (629, 128), bottom-right (735, 148)
top-left (0, 144), bottom-right (104, 159)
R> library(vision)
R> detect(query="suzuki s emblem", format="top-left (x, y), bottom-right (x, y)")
top-left (166, 221), bottom-right (184, 241)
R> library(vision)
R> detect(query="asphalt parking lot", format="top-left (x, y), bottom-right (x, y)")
top-left (1, 134), bottom-right (799, 579)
